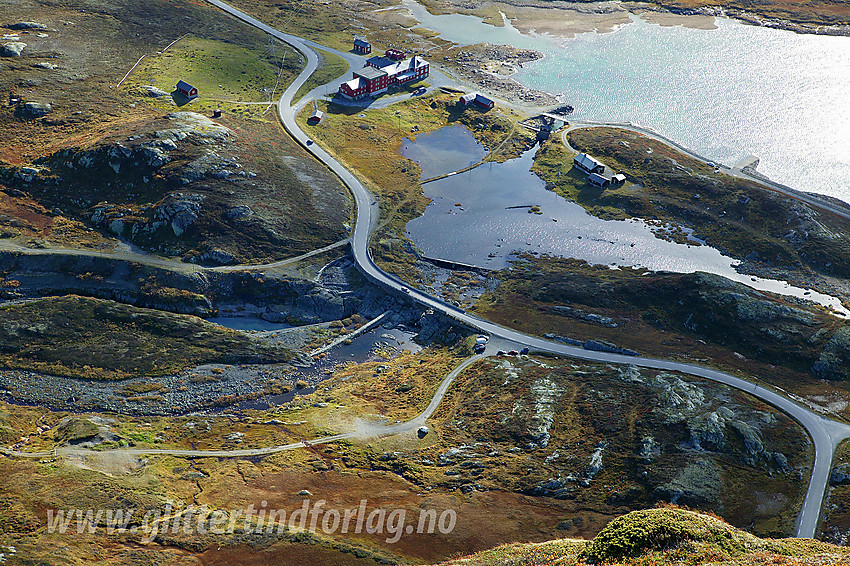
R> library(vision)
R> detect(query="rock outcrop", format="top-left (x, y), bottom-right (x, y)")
top-left (813, 327), bottom-right (850, 380)
top-left (8, 22), bottom-right (47, 30)
top-left (1, 42), bottom-right (26, 56)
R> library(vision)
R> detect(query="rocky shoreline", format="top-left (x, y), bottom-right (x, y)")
top-left (437, 44), bottom-right (557, 106)
top-left (656, 5), bottom-right (850, 36)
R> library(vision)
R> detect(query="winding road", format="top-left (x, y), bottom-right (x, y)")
top-left (226, 0), bottom-right (850, 538)
top-left (200, 0), bottom-right (850, 538)
top-left (2, 0), bottom-right (848, 541)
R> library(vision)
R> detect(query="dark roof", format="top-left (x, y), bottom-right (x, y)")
top-left (588, 172), bottom-right (610, 185)
top-left (354, 65), bottom-right (387, 81)
top-left (574, 152), bottom-right (603, 171)
top-left (176, 80), bottom-right (195, 91)
top-left (353, 38), bottom-right (370, 46)
top-left (474, 93), bottom-right (493, 105)
top-left (460, 92), bottom-right (493, 106)
top-left (366, 56), bottom-right (394, 69)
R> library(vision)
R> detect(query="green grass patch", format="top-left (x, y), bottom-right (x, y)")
top-left (124, 36), bottom-right (300, 120)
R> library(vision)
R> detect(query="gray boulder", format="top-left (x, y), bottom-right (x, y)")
top-left (22, 102), bottom-right (52, 117)
top-left (153, 193), bottom-right (204, 237)
top-left (1, 42), bottom-right (26, 57)
top-left (831, 464), bottom-right (850, 486)
top-left (141, 145), bottom-right (171, 167)
top-left (226, 205), bottom-right (253, 220)
top-left (196, 249), bottom-right (236, 266)
top-left (142, 85), bottom-right (170, 98)
top-left (9, 22), bottom-right (47, 30)
top-left (16, 166), bottom-right (41, 182)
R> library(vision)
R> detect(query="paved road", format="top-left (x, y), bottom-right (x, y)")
top-left (2, 0), bottom-right (845, 540)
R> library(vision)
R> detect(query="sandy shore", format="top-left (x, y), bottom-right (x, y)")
top-left (395, 0), bottom-right (721, 106)
top-left (631, 7), bottom-right (717, 30)
top-left (408, 0), bottom-right (720, 39)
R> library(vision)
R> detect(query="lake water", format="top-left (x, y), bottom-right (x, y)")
top-left (402, 125), bottom-right (849, 315)
top-left (403, 0), bottom-right (850, 202)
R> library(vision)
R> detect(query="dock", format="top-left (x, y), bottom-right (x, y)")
top-left (732, 154), bottom-right (760, 173)
top-left (420, 255), bottom-right (495, 273)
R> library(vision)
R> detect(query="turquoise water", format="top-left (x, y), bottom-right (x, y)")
top-left (403, 0), bottom-right (850, 202)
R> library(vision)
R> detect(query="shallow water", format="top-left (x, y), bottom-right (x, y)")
top-left (402, 125), bottom-right (848, 315)
top-left (401, 124), bottom-right (487, 178)
top-left (403, 0), bottom-right (850, 202)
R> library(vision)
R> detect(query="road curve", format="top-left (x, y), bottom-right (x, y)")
top-left (189, 0), bottom-right (850, 539)
top-left (1, 0), bottom-right (840, 540)
top-left (51, 354), bottom-right (487, 458)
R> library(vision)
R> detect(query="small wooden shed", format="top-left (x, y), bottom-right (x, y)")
top-left (176, 80), bottom-right (198, 100)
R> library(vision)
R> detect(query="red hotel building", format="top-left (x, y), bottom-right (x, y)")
top-left (338, 56), bottom-right (430, 100)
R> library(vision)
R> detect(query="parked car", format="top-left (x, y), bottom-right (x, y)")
top-left (520, 347), bottom-right (529, 355)
top-left (473, 343), bottom-right (486, 354)
top-left (412, 86), bottom-right (426, 96)
top-left (507, 350), bottom-right (519, 356)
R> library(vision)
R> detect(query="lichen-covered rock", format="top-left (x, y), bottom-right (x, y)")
top-left (813, 326), bottom-right (850, 380)
top-left (153, 193), bottom-right (204, 237)
top-left (652, 373), bottom-right (706, 420)
top-left (1, 42), bottom-right (26, 56)
top-left (163, 111), bottom-right (230, 142)
top-left (689, 410), bottom-right (728, 451)
top-left (226, 205), bottom-right (253, 220)
top-left (651, 459), bottom-right (721, 507)
top-left (831, 464), bottom-right (850, 486)
top-left (9, 22), bottom-right (47, 30)
top-left (141, 85), bottom-right (170, 98)
top-left (195, 249), bottom-right (235, 266)
top-left (729, 420), bottom-right (764, 458)
top-left (638, 435), bottom-right (660, 461)
top-left (22, 102), bottom-right (52, 117)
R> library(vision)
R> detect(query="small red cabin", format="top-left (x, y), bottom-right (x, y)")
top-left (385, 48), bottom-right (405, 60)
top-left (176, 80), bottom-right (198, 100)
top-left (353, 38), bottom-right (371, 54)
